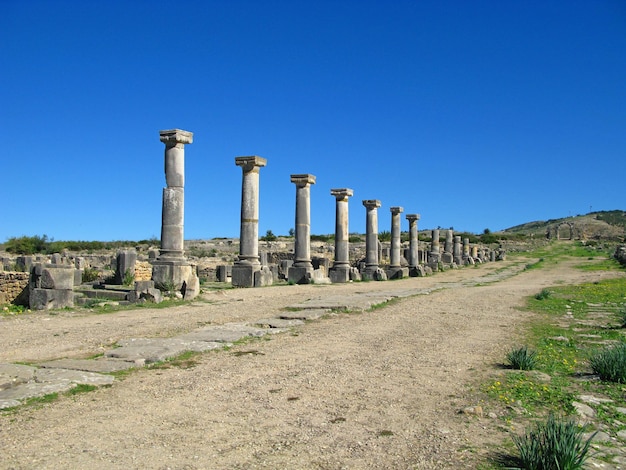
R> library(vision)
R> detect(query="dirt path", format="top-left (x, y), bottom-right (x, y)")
top-left (1, 258), bottom-right (623, 469)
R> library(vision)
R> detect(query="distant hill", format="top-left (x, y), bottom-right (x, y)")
top-left (502, 210), bottom-right (625, 240)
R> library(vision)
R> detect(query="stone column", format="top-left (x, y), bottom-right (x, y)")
top-left (152, 129), bottom-right (199, 299)
top-left (158, 129), bottom-right (192, 260)
top-left (387, 207), bottom-right (408, 279)
top-left (444, 230), bottom-right (453, 254)
top-left (329, 188), bottom-right (353, 283)
top-left (441, 229), bottom-right (454, 265)
top-left (406, 214), bottom-right (420, 275)
top-left (288, 174), bottom-right (316, 284)
top-left (429, 229), bottom-right (441, 270)
top-left (463, 237), bottom-right (471, 264)
top-left (232, 156), bottom-right (272, 287)
top-left (362, 200), bottom-right (386, 280)
top-left (453, 235), bottom-right (462, 265)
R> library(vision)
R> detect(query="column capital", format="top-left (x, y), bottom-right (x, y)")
top-left (390, 206), bottom-right (404, 214)
top-left (330, 188), bottom-right (353, 198)
top-left (362, 199), bottom-right (381, 209)
top-left (235, 156), bottom-right (267, 171)
top-left (159, 129), bottom-right (193, 145)
top-left (406, 213), bottom-right (421, 221)
top-left (290, 174), bottom-right (316, 186)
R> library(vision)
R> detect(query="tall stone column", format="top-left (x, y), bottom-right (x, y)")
top-left (444, 230), bottom-right (453, 254)
top-left (406, 214), bottom-right (420, 276)
top-left (362, 200), bottom-right (386, 280)
top-left (453, 235), bottom-right (462, 265)
top-left (232, 156), bottom-right (272, 287)
top-left (158, 129), bottom-right (192, 260)
top-left (288, 174), bottom-right (316, 284)
top-left (387, 207), bottom-right (408, 279)
top-left (329, 188), bottom-right (353, 283)
top-left (152, 129), bottom-right (199, 299)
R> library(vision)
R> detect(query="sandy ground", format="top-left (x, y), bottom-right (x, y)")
top-left (1, 257), bottom-right (623, 469)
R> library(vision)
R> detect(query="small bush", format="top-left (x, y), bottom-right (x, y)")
top-left (589, 343), bottom-right (626, 383)
top-left (535, 289), bottom-right (552, 300)
top-left (123, 268), bottom-right (134, 286)
top-left (82, 267), bottom-right (100, 283)
top-left (513, 414), bottom-right (594, 470)
top-left (507, 346), bottom-right (537, 370)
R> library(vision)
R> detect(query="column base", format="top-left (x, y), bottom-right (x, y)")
top-left (386, 267), bottom-right (409, 279)
top-left (232, 264), bottom-right (273, 288)
top-left (288, 266), bottom-right (314, 284)
top-left (151, 259), bottom-right (199, 300)
top-left (409, 265), bottom-right (426, 277)
top-left (329, 266), bottom-right (350, 283)
top-left (361, 267), bottom-right (387, 281)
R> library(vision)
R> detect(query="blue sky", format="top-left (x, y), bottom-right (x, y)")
top-left (2, 0), bottom-right (625, 242)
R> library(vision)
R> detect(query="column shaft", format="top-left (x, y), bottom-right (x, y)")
top-left (363, 200), bottom-right (381, 269)
top-left (389, 207), bottom-right (403, 268)
top-left (331, 189), bottom-right (353, 268)
top-left (235, 156), bottom-right (266, 266)
top-left (406, 214), bottom-right (420, 268)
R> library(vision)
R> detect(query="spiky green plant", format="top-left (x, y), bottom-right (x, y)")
top-left (507, 346), bottom-right (537, 371)
top-left (589, 343), bottom-right (626, 383)
top-left (512, 414), bottom-right (594, 470)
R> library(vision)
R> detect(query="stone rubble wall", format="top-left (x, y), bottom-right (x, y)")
top-left (134, 261), bottom-right (152, 281)
top-left (0, 272), bottom-right (30, 305)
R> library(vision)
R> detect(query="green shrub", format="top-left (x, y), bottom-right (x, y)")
top-left (123, 269), bottom-right (134, 286)
top-left (507, 346), bottom-right (537, 370)
top-left (513, 414), bottom-right (594, 470)
top-left (535, 289), bottom-right (552, 300)
top-left (81, 267), bottom-right (100, 283)
top-left (589, 343), bottom-right (626, 383)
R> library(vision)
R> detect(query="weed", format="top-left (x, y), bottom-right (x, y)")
top-left (507, 346), bottom-right (537, 370)
top-left (512, 414), bottom-right (594, 470)
top-left (535, 289), bottom-right (552, 300)
top-left (67, 384), bottom-right (98, 395)
top-left (589, 343), bottom-right (626, 383)
top-left (123, 268), bottom-right (134, 286)
top-left (82, 267), bottom-right (100, 283)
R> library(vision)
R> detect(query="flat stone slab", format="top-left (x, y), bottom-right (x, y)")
top-left (0, 381), bottom-right (77, 404)
top-left (35, 368), bottom-right (114, 386)
top-left (253, 318), bottom-right (305, 328)
top-left (0, 363), bottom-right (37, 390)
top-left (178, 324), bottom-right (270, 343)
top-left (279, 309), bottom-right (329, 321)
top-left (38, 358), bottom-right (137, 373)
top-left (107, 337), bottom-right (228, 363)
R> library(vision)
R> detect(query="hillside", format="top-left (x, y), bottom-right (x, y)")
top-left (502, 210), bottom-right (625, 240)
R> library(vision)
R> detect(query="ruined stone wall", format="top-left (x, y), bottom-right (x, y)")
top-left (134, 261), bottom-right (152, 281)
top-left (0, 272), bottom-right (29, 305)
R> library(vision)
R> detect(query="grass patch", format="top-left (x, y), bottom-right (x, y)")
top-left (66, 384), bottom-right (98, 395)
top-left (148, 350), bottom-right (203, 370)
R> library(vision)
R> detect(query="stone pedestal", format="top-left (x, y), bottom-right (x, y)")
top-left (288, 174), bottom-right (315, 284)
top-left (329, 188), bottom-right (353, 283)
top-left (151, 259), bottom-right (199, 299)
top-left (28, 264), bottom-right (75, 310)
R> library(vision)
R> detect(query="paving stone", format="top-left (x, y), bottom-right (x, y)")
top-left (38, 358), bottom-right (137, 373)
top-left (35, 368), bottom-right (114, 386)
top-left (179, 324), bottom-right (269, 343)
top-left (0, 381), bottom-right (76, 402)
top-left (0, 363), bottom-right (36, 390)
top-left (0, 399), bottom-right (21, 409)
top-left (279, 309), bottom-right (328, 320)
top-left (254, 318), bottom-right (305, 328)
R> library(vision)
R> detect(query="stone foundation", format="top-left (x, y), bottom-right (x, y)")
top-left (0, 272), bottom-right (29, 305)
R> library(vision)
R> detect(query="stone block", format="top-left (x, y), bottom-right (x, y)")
top-left (231, 264), bottom-right (256, 288)
top-left (39, 267), bottom-right (75, 289)
top-left (329, 266), bottom-right (350, 283)
top-left (423, 265), bottom-right (433, 275)
top-left (386, 267), bottom-right (409, 280)
top-left (50, 253), bottom-right (62, 265)
top-left (216, 265), bottom-right (232, 282)
top-left (312, 257), bottom-right (330, 271)
top-left (288, 266), bottom-right (313, 285)
top-left (409, 265), bottom-right (426, 277)
top-left (29, 288), bottom-right (74, 310)
top-left (362, 267), bottom-right (387, 281)
top-left (151, 260), bottom-right (199, 299)
top-left (349, 267), bottom-right (362, 281)
top-left (311, 269), bottom-right (331, 284)
top-left (254, 266), bottom-right (273, 287)
top-left (115, 250), bottom-right (137, 284)
top-left (74, 269), bottom-right (83, 286)
top-left (441, 253), bottom-right (453, 265)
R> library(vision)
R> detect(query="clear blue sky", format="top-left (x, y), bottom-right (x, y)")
top-left (2, 0), bottom-right (625, 242)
